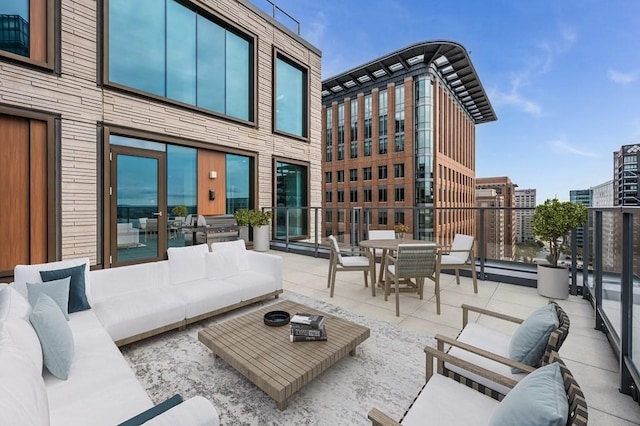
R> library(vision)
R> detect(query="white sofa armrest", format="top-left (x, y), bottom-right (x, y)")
top-left (245, 251), bottom-right (283, 290)
top-left (142, 396), bottom-right (219, 426)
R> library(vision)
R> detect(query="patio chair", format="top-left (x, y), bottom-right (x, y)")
top-left (368, 350), bottom-right (587, 426)
top-left (437, 233), bottom-right (478, 293)
top-left (435, 301), bottom-right (570, 397)
top-left (367, 229), bottom-right (397, 260)
top-left (326, 235), bottom-right (375, 297)
top-left (384, 243), bottom-right (439, 316)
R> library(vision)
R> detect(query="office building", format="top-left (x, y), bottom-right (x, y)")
top-left (475, 177), bottom-right (516, 258)
top-left (569, 189), bottom-right (591, 248)
top-left (613, 143), bottom-right (640, 206)
top-left (515, 188), bottom-right (536, 243)
top-left (475, 188), bottom-right (505, 260)
top-left (321, 41), bottom-right (496, 244)
top-left (0, 0), bottom-right (321, 277)
top-left (590, 180), bottom-right (615, 271)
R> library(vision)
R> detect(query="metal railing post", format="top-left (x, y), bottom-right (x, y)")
top-left (594, 211), bottom-right (603, 331)
top-left (570, 228), bottom-right (578, 296)
top-left (314, 207), bottom-right (319, 257)
top-left (620, 211), bottom-right (634, 395)
top-left (285, 207), bottom-right (290, 253)
top-left (478, 208), bottom-right (486, 280)
top-left (582, 213), bottom-right (590, 299)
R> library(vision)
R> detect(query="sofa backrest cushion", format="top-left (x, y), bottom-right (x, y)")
top-left (40, 263), bottom-right (91, 313)
top-left (206, 240), bottom-right (248, 280)
top-left (27, 277), bottom-right (71, 320)
top-left (4, 317), bottom-right (44, 373)
top-left (90, 262), bottom-right (161, 303)
top-left (0, 285), bottom-right (31, 321)
top-left (29, 294), bottom-right (75, 380)
top-left (0, 329), bottom-right (50, 425)
top-left (14, 257), bottom-right (92, 303)
top-left (167, 244), bottom-right (209, 285)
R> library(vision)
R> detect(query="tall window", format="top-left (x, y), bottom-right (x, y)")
top-left (275, 54), bottom-right (308, 137)
top-left (337, 103), bottom-right (345, 160)
top-left (378, 165), bottom-right (387, 179)
top-left (350, 99), bottom-right (358, 158)
top-left (108, 0), bottom-right (253, 121)
top-left (395, 186), bottom-right (405, 202)
top-left (395, 84), bottom-right (405, 152)
top-left (394, 163), bottom-right (404, 178)
top-left (349, 169), bottom-right (357, 181)
top-left (325, 190), bottom-right (332, 202)
top-left (364, 94), bottom-right (372, 156)
top-left (337, 170), bottom-right (344, 182)
top-left (325, 106), bottom-right (333, 162)
top-left (364, 188), bottom-right (372, 202)
top-left (363, 167), bottom-right (372, 180)
top-left (394, 211), bottom-right (405, 226)
top-left (337, 189), bottom-right (344, 203)
top-left (0, 0), bottom-right (53, 67)
top-left (378, 211), bottom-right (388, 225)
top-left (168, 145), bottom-right (197, 214)
top-left (379, 187), bottom-right (387, 202)
top-left (350, 189), bottom-right (357, 203)
top-left (325, 171), bottom-right (332, 183)
top-left (275, 160), bottom-right (308, 238)
top-left (226, 154), bottom-right (252, 213)
top-left (379, 90), bottom-right (388, 154)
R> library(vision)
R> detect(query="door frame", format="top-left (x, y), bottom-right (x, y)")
top-left (108, 145), bottom-right (167, 267)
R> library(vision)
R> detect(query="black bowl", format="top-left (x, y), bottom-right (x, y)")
top-left (264, 310), bottom-right (291, 327)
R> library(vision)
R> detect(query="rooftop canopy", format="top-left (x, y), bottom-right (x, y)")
top-left (321, 40), bottom-right (497, 124)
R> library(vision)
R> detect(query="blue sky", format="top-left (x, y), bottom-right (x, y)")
top-left (256, 0), bottom-right (640, 204)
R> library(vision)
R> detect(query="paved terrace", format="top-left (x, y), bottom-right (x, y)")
top-left (276, 250), bottom-right (640, 425)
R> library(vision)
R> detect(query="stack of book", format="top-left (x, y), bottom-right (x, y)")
top-left (289, 313), bottom-right (327, 342)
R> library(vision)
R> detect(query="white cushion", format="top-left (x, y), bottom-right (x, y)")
top-left (0, 329), bottom-right (50, 426)
top-left (341, 256), bottom-right (370, 267)
top-left (446, 323), bottom-right (526, 395)
top-left (90, 261), bottom-right (161, 303)
top-left (368, 230), bottom-right (396, 240)
top-left (167, 244), bottom-right (209, 285)
top-left (0, 285), bottom-right (32, 321)
top-left (401, 374), bottom-right (497, 426)
top-left (92, 290), bottom-right (185, 343)
top-left (448, 234), bottom-right (474, 262)
top-left (245, 252), bottom-right (283, 290)
top-left (206, 240), bottom-right (248, 279)
top-left (14, 257), bottom-right (92, 302)
top-left (143, 396), bottom-right (220, 426)
top-left (45, 310), bottom-right (153, 426)
top-left (3, 317), bottom-right (43, 372)
top-left (440, 253), bottom-right (467, 265)
top-left (224, 271), bottom-right (278, 301)
top-left (175, 279), bottom-right (243, 319)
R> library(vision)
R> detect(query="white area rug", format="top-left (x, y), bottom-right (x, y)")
top-left (121, 292), bottom-right (435, 425)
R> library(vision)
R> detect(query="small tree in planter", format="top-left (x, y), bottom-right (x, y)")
top-left (171, 205), bottom-right (188, 218)
top-left (233, 208), bottom-right (252, 243)
top-left (248, 209), bottom-right (273, 252)
top-left (532, 198), bottom-right (587, 298)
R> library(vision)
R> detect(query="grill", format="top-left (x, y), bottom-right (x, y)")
top-left (186, 214), bottom-right (239, 245)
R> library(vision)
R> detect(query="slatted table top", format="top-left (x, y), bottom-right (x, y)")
top-left (198, 300), bottom-right (370, 410)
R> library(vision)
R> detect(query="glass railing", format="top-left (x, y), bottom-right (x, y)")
top-left (263, 204), bottom-right (639, 402)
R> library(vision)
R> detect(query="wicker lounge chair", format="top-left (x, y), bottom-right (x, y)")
top-left (368, 349), bottom-right (587, 426)
top-left (384, 243), bottom-right (438, 316)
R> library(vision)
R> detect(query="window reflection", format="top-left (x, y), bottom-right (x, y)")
top-left (0, 0), bottom-right (30, 57)
top-left (275, 56), bottom-right (306, 137)
top-left (276, 161), bottom-right (308, 238)
top-left (109, 0), bottom-right (252, 121)
top-left (167, 145), bottom-right (197, 215)
top-left (226, 154), bottom-right (251, 213)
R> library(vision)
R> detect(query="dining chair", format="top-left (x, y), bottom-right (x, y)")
top-left (367, 229), bottom-right (397, 260)
top-left (437, 234), bottom-right (478, 293)
top-left (384, 243), bottom-right (438, 316)
top-left (326, 235), bottom-right (375, 297)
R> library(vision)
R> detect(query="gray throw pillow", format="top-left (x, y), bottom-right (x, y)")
top-left (29, 294), bottom-right (75, 380)
top-left (508, 303), bottom-right (558, 373)
top-left (27, 277), bottom-right (71, 320)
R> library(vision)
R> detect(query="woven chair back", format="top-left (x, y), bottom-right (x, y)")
top-left (395, 243), bottom-right (437, 278)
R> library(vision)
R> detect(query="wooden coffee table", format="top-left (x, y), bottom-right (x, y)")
top-left (198, 300), bottom-right (370, 410)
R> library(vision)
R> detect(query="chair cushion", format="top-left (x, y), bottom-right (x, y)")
top-left (167, 244), bottom-right (209, 285)
top-left (29, 294), bottom-right (75, 380)
top-left (488, 362), bottom-right (568, 426)
top-left (40, 263), bottom-right (91, 313)
top-left (27, 277), bottom-right (71, 320)
top-left (327, 235), bottom-right (343, 263)
top-left (341, 256), bottom-right (371, 267)
top-left (0, 329), bottom-right (50, 426)
top-left (508, 304), bottom-right (559, 373)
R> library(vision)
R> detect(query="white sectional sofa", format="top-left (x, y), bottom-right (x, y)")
top-left (2, 240), bottom-right (283, 425)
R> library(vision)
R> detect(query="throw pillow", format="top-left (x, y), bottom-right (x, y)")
top-left (488, 362), bottom-right (568, 426)
top-left (4, 318), bottom-right (44, 373)
top-left (0, 286), bottom-right (32, 322)
top-left (0, 330), bottom-right (50, 425)
top-left (118, 394), bottom-right (184, 426)
top-left (27, 277), bottom-right (71, 320)
top-left (40, 263), bottom-right (91, 313)
top-left (29, 294), bottom-right (75, 380)
top-left (508, 303), bottom-right (559, 373)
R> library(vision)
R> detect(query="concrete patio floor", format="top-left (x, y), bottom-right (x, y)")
top-left (276, 250), bottom-right (640, 425)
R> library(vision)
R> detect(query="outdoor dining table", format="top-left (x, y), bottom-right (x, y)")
top-left (359, 238), bottom-right (430, 287)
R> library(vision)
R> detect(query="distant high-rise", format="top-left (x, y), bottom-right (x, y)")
top-left (0, 15), bottom-right (29, 57)
top-left (613, 144), bottom-right (640, 206)
top-left (476, 177), bottom-right (516, 258)
top-left (475, 188), bottom-right (506, 260)
top-left (590, 180), bottom-right (614, 271)
top-left (569, 189), bottom-right (591, 248)
top-left (515, 188), bottom-right (536, 243)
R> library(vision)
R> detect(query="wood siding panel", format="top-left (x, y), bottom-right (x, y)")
top-left (0, 115), bottom-right (30, 272)
top-left (30, 120), bottom-right (48, 264)
top-left (197, 150), bottom-right (226, 215)
top-left (30, 0), bottom-right (47, 63)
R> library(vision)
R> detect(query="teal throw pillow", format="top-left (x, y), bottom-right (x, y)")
top-left (27, 277), bottom-right (71, 320)
top-left (40, 264), bottom-right (91, 313)
top-left (29, 294), bottom-right (75, 380)
top-left (488, 362), bottom-right (568, 426)
top-left (508, 303), bottom-right (558, 373)
top-left (118, 394), bottom-right (184, 426)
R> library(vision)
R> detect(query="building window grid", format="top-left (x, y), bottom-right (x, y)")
top-left (350, 99), bottom-right (358, 158)
top-left (364, 94), bottom-right (372, 156)
top-left (337, 103), bottom-right (345, 160)
top-left (395, 84), bottom-right (405, 152)
top-left (325, 106), bottom-right (332, 161)
top-left (379, 90), bottom-right (388, 155)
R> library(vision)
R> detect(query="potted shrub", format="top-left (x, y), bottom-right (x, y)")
top-left (532, 198), bottom-right (587, 299)
top-left (248, 209), bottom-right (272, 252)
top-left (233, 208), bottom-right (252, 243)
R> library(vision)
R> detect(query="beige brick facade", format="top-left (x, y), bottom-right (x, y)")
top-left (0, 0), bottom-right (321, 267)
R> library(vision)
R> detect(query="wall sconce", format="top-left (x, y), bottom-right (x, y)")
top-left (209, 171), bottom-right (217, 179)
